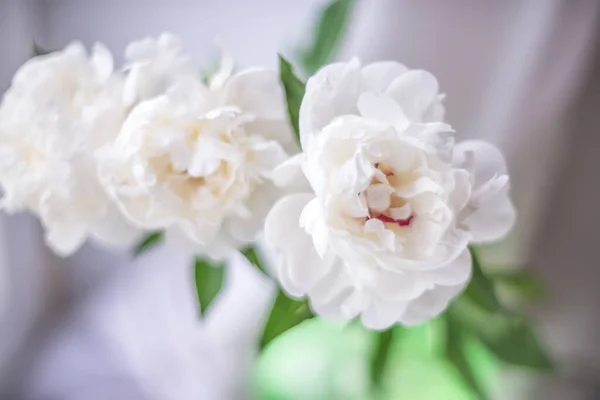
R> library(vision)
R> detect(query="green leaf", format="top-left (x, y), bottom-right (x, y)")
top-left (194, 258), bottom-right (226, 316)
top-left (479, 318), bottom-right (554, 371)
top-left (300, 0), bottom-right (357, 75)
top-left (132, 231), bottom-right (164, 256)
top-left (260, 290), bottom-right (313, 349)
top-left (464, 246), bottom-right (502, 313)
top-left (33, 42), bottom-right (52, 57)
top-left (490, 270), bottom-right (544, 299)
top-left (450, 299), bottom-right (554, 372)
top-left (370, 327), bottom-right (397, 389)
top-left (278, 55), bottom-right (306, 143)
top-left (241, 245), bottom-right (268, 276)
top-left (445, 316), bottom-right (488, 399)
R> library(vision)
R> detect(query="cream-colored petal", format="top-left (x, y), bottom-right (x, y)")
top-left (361, 61), bottom-right (409, 92)
top-left (398, 282), bottom-right (465, 326)
top-left (224, 69), bottom-right (286, 121)
top-left (299, 59), bottom-right (361, 145)
top-left (386, 69), bottom-right (441, 123)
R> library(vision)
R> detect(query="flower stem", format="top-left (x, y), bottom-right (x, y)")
top-left (370, 327), bottom-right (396, 392)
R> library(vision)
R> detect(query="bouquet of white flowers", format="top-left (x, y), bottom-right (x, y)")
top-left (0, 1), bottom-right (553, 398)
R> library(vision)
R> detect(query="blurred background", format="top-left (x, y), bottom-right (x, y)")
top-left (1, 0), bottom-right (600, 399)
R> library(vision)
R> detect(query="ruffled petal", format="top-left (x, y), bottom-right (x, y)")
top-left (361, 61), bottom-right (409, 92)
top-left (386, 70), bottom-right (441, 123)
top-left (454, 140), bottom-right (507, 186)
top-left (308, 260), bottom-right (356, 319)
top-left (299, 59), bottom-right (361, 145)
top-left (223, 69), bottom-right (287, 121)
top-left (398, 282), bottom-right (465, 326)
top-left (454, 141), bottom-right (515, 242)
top-left (463, 182), bottom-right (516, 243)
top-left (423, 247), bottom-right (471, 286)
top-left (357, 92), bottom-right (406, 127)
top-left (89, 204), bottom-right (144, 249)
top-left (265, 194), bottom-right (332, 296)
top-left (361, 296), bottom-right (408, 330)
top-left (448, 169), bottom-right (472, 213)
top-left (374, 268), bottom-right (430, 301)
top-left (226, 182), bottom-right (281, 243)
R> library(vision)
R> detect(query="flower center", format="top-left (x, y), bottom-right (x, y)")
top-left (363, 163), bottom-right (414, 228)
top-left (367, 214), bottom-right (414, 226)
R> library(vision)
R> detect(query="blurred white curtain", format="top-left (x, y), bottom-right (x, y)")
top-left (1, 0), bottom-right (599, 399)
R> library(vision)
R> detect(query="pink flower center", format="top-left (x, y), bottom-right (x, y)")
top-left (366, 214), bottom-right (414, 227)
top-left (362, 163), bottom-right (414, 228)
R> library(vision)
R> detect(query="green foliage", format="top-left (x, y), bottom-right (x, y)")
top-left (239, 246), bottom-right (313, 350)
top-left (450, 297), bottom-right (554, 372)
top-left (299, 0), bottom-right (357, 75)
top-left (445, 316), bottom-right (488, 399)
top-left (370, 327), bottom-right (397, 390)
top-left (241, 245), bottom-right (268, 276)
top-left (32, 42), bottom-right (52, 57)
top-left (132, 231), bottom-right (164, 256)
top-left (278, 56), bottom-right (305, 143)
top-left (463, 247), bottom-right (502, 313)
top-left (491, 269), bottom-right (544, 299)
top-left (261, 290), bottom-right (313, 350)
top-left (194, 258), bottom-right (226, 315)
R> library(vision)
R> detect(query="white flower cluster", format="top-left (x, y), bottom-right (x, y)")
top-left (0, 34), bottom-right (295, 258)
top-left (265, 60), bottom-right (515, 329)
top-left (0, 34), bottom-right (515, 328)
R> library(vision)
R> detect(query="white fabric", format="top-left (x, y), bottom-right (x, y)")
top-left (23, 248), bottom-right (274, 400)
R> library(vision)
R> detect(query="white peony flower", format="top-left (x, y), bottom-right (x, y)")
top-left (98, 57), bottom-right (296, 260)
top-left (0, 42), bottom-right (140, 256)
top-left (265, 60), bottom-right (515, 329)
top-left (122, 33), bottom-right (197, 106)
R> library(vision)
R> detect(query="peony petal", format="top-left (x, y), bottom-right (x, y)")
top-left (270, 154), bottom-right (305, 187)
top-left (361, 61), bottom-right (409, 92)
top-left (247, 140), bottom-right (290, 176)
top-left (286, 240), bottom-right (334, 298)
top-left (448, 169), bottom-right (472, 213)
top-left (308, 261), bottom-right (356, 319)
top-left (208, 40), bottom-right (234, 90)
top-left (223, 69), bottom-right (286, 121)
top-left (389, 204), bottom-right (412, 220)
top-left (277, 253), bottom-right (305, 298)
top-left (329, 151), bottom-right (372, 218)
top-left (264, 193), bottom-right (313, 252)
top-left (90, 43), bottom-right (114, 81)
top-left (357, 92), bottom-right (407, 127)
top-left (364, 218), bottom-right (396, 251)
top-left (462, 183), bottom-right (516, 243)
top-left (265, 194), bottom-right (332, 295)
top-left (395, 176), bottom-right (444, 198)
top-left (386, 70), bottom-right (440, 123)
top-left (45, 221), bottom-right (88, 257)
top-left (244, 120), bottom-right (298, 155)
top-left (226, 182), bottom-right (280, 243)
top-left (90, 205), bottom-right (144, 249)
top-left (398, 283), bottom-right (465, 326)
top-left (365, 183), bottom-right (394, 212)
top-left (374, 268), bottom-right (430, 301)
top-left (299, 197), bottom-right (329, 258)
top-left (454, 140), bottom-right (507, 186)
top-left (361, 296), bottom-right (408, 330)
top-left (299, 59), bottom-right (361, 144)
top-left (423, 247), bottom-right (471, 286)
